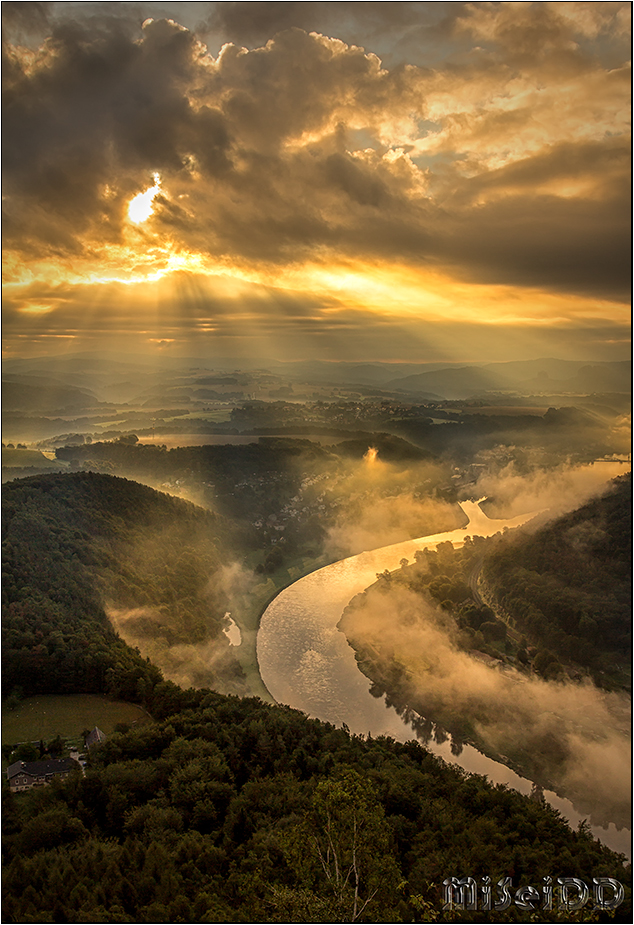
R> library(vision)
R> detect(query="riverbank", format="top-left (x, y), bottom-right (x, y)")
top-left (227, 549), bottom-right (335, 701)
top-left (342, 630), bottom-right (630, 832)
top-left (257, 498), bottom-right (631, 855)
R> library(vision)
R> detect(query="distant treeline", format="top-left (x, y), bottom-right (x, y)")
top-left (221, 398), bottom-right (627, 461)
top-left (52, 435), bottom-right (444, 557)
top-left (54, 433), bottom-right (433, 476)
top-left (391, 406), bottom-right (627, 462)
top-left (54, 439), bottom-right (333, 543)
top-left (2, 472), bottom-right (245, 703)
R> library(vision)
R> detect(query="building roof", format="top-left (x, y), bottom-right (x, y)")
top-left (85, 727), bottom-right (107, 748)
top-left (7, 757), bottom-right (78, 780)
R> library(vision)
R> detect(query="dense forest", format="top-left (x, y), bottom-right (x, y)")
top-left (2, 472), bottom-right (246, 702)
top-left (2, 471), bottom-right (631, 922)
top-left (2, 687), bottom-right (630, 923)
top-left (337, 476), bottom-right (631, 820)
top-left (53, 438), bottom-right (341, 558)
top-left (51, 435), bottom-right (462, 561)
top-left (483, 474), bottom-right (631, 682)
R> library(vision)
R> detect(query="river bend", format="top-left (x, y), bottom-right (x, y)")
top-left (257, 500), bottom-right (631, 857)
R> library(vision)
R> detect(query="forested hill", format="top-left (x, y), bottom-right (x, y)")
top-left (2, 475), bottom-right (632, 921)
top-left (3, 688), bottom-right (631, 923)
top-left (2, 472), bottom-right (245, 702)
top-left (483, 473), bottom-right (631, 684)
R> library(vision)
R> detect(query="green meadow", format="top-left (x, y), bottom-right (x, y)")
top-left (2, 694), bottom-right (149, 745)
top-left (2, 448), bottom-right (66, 469)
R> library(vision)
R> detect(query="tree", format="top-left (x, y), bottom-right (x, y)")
top-left (480, 621), bottom-right (507, 643)
top-left (287, 768), bottom-right (402, 922)
top-left (5, 688), bottom-right (23, 711)
top-left (533, 648), bottom-right (557, 676)
top-left (48, 734), bottom-right (64, 757)
top-left (516, 646), bottom-right (529, 665)
top-left (12, 742), bottom-right (38, 762)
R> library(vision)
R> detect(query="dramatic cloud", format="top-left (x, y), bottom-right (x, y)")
top-left (1, 2), bottom-right (630, 359)
top-left (205, 2), bottom-right (448, 58)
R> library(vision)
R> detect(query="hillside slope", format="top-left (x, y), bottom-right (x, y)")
top-left (2, 472), bottom-right (246, 701)
top-left (483, 473), bottom-right (631, 684)
top-left (1, 474), bottom-right (631, 922)
top-left (2, 688), bottom-right (630, 923)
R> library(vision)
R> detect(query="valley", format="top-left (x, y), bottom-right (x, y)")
top-left (2, 355), bottom-right (631, 921)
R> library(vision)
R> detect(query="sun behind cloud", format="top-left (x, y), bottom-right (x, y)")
top-left (128, 173), bottom-right (162, 224)
top-left (1, 4), bottom-right (630, 362)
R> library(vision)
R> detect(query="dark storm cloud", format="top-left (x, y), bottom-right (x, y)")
top-left (438, 138), bottom-right (632, 299)
top-left (2, 15), bottom-right (232, 254)
top-left (448, 194), bottom-right (631, 300)
top-left (206, 2), bottom-right (429, 46)
top-left (2, 4), bottom-right (630, 306)
top-left (1, 1), bottom-right (52, 41)
top-left (459, 137), bottom-right (631, 198)
top-left (2, 19), bottom-right (430, 261)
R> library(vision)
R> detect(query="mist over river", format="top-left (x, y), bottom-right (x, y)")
top-left (257, 500), bottom-right (631, 857)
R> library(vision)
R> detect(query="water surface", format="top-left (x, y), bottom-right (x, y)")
top-left (257, 501), bottom-right (631, 857)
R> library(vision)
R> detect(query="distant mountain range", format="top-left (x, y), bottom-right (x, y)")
top-left (2, 355), bottom-right (630, 407)
top-left (2, 377), bottom-right (101, 413)
top-left (385, 360), bottom-right (631, 399)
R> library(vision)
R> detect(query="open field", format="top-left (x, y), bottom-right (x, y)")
top-left (2, 694), bottom-right (150, 744)
top-left (1, 448), bottom-right (66, 468)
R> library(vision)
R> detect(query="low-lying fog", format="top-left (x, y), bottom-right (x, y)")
top-left (326, 452), bottom-right (628, 558)
top-left (345, 584), bottom-right (630, 827)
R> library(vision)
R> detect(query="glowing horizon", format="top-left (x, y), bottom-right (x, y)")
top-left (2, 3), bottom-right (630, 364)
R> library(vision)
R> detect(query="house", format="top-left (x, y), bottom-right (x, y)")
top-left (85, 726), bottom-right (107, 749)
top-left (6, 757), bottom-right (80, 792)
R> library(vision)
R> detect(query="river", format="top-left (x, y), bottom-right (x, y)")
top-left (257, 500), bottom-right (631, 857)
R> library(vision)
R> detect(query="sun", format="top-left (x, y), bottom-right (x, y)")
top-left (128, 173), bottom-right (161, 224)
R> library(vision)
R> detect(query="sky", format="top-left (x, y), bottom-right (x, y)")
top-left (2, 1), bottom-right (631, 364)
